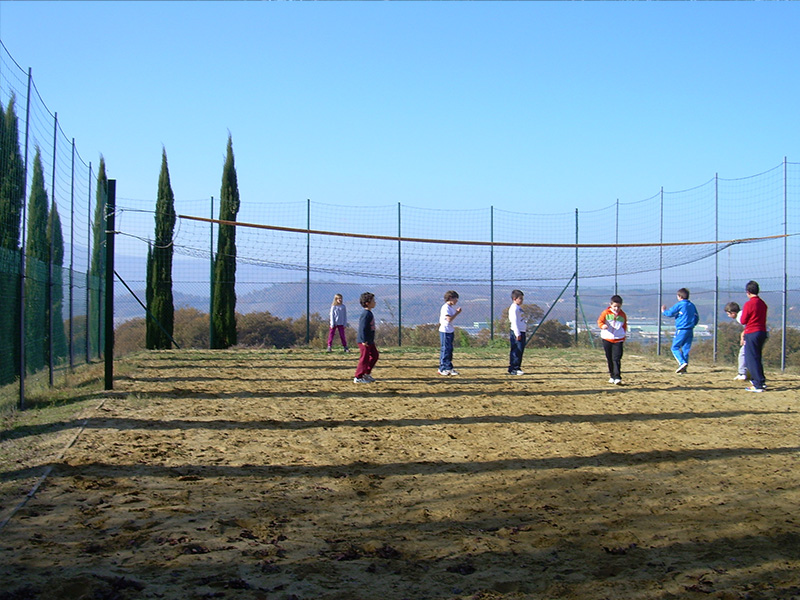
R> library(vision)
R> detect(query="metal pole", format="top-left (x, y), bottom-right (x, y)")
top-left (782, 157), bottom-right (788, 371)
top-left (85, 162), bottom-right (92, 364)
top-left (574, 209), bottom-right (579, 344)
top-left (209, 196), bottom-right (215, 349)
top-left (48, 112), bottom-right (58, 387)
top-left (657, 187), bottom-right (664, 355)
top-left (490, 206), bottom-right (494, 341)
top-left (104, 180), bottom-right (116, 390)
top-left (614, 199), bottom-right (619, 295)
top-left (397, 202), bottom-right (402, 347)
top-left (306, 199), bottom-right (310, 344)
top-left (713, 173), bottom-right (719, 363)
top-left (68, 139), bottom-right (75, 371)
top-left (19, 67), bottom-right (32, 409)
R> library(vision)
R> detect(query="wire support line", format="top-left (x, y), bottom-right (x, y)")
top-left (178, 214), bottom-right (793, 249)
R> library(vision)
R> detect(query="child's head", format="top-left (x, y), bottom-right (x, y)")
top-left (609, 294), bottom-right (623, 309)
top-left (724, 301), bottom-right (740, 317)
top-left (677, 288), bottom-right (690, 300)
top-left (511, 289), bottom-right (524, 303)
top-left (359, 292), bottom-right (375, 308)
top-left (332, 293), bottom-right (343, 305)
top-left (746, 280), bottom-right (760, 295)
top-left (444, 290), bottom-right (459, 304)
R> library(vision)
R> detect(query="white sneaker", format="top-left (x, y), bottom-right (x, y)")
top-left (438, 369), bottom-right (451, 376)
top-left (449, 369), bottom-right (460, 376)
top-left (608, 377), bottom-right (616, 384)
top-left (354, 377), bottom-right (368, 383)
top-left (734, 374), bottom-right (747, 381)
top-left (676, 363), bottom-right (688, 374)
top-left (515, 369), bottom-right (524, 375)
top-left (613, 378), bottom-right (622, 385)
top-left (363, 374), bottom-right (375, 383)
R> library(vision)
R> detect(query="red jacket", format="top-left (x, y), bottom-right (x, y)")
top-left (740, 295), bottom-right (768, 334)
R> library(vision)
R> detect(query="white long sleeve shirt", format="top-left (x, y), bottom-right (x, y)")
top-left (509, 302), bottom-right (526, 337)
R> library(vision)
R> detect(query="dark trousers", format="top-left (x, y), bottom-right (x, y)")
top-left (602, 339), bottom-right (624, 380)
top-left (355, 343), bottom-right (379, 378)
top-left (509, 331), bottom-right (526, 373)
top-left (743, 330), bottom-right (767, 389)
top-left (439, 332), bottom-right (454, 371)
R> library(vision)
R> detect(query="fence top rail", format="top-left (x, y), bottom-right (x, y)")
top-left (178, 214), bottom-right (792, 249)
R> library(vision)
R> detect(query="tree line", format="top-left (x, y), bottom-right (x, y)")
top-left (0, 95), bottom-right (109, 385)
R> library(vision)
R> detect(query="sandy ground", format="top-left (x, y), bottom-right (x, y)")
top-left (1, 347), bottom-right (799, 600)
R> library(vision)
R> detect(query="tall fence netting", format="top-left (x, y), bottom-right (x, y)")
top-left (2, 38), bottom-right (798, 411)
top-left (1, 41), bottom-right (103, 409)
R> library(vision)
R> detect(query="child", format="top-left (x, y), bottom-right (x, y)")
top-left (661, 287), bottom-right (700, 374)
top-left (508, 290), bottom-right (526, 375)
top-left (597, 294), bottom-right (627, 385)
top-left (724, 301), bottom-right (749, 381)
top-left (438, 290), bottom-right (462, 376)
top-left (327, 293), bottom-right (349, 353)
top-left (739, 280), bottom-right (768, 392)
top-left (354, 292), bottom-right (379, 383)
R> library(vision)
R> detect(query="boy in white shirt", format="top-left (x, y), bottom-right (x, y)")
top-left (508, 290), bottom-right (526, 375)
top-left (438, 290), bottom-right (462, 375)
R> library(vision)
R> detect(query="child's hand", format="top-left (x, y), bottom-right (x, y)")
top-left (455, 307), bottom-right (462, 315)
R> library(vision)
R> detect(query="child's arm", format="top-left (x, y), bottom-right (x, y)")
top-left (446, 307), bottom-right (462, 322)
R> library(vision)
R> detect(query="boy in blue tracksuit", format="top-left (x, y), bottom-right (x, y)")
top-left (661, 287), bottom-right (700, 374)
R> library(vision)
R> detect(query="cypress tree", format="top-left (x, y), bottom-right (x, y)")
top-left (24, 149), bottom-right (50, 372)
top-left (211, 134), bottom-right (240, 349)
top-left (47, 202), bottom-right (67, 363)
top-left (0, 96), bottom-right (25, 383)
top-left (0, 95), bottom-right (25, 251)
top-left (88, 157), bottom-right (107, 358)
top-left (146, 148), bottom-right (175, 349)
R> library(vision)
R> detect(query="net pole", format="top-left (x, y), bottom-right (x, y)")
top-left (574, 209), bottom-right (579, 345)
top-left (19, 67), bottom-right (32, 410)
top-left (306, 199), bottom-right (310, 345)
top-left (782, 157), bottom-right (788, 371)
top-left (713, 173), bottom-right (719, 363)
top-left (209, 196), bottom-right (215, 349)
top-left (614, 199), bottom-right (619, 295)
top-left (85, 162), bottom-right (91, 365)
top-left (68, 139), bottom-right (75, 371)
top-left (48, 112), bottom-right (58, 387)
top-left (490, 206), bottom-right (494, 341)
top-left (657, 187), bottom-right (664, 356)
top-left (397, 202), bottom-right (402, 347)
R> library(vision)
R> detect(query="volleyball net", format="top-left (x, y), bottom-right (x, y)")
top-left (109, 161), bottom-right (800, 335)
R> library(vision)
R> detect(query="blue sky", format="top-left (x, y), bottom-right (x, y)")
top-left (1, 1), bottom-right (799, 215)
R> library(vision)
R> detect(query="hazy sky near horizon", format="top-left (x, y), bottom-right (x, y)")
top-left (1, 1), bottom-right (799, 216)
